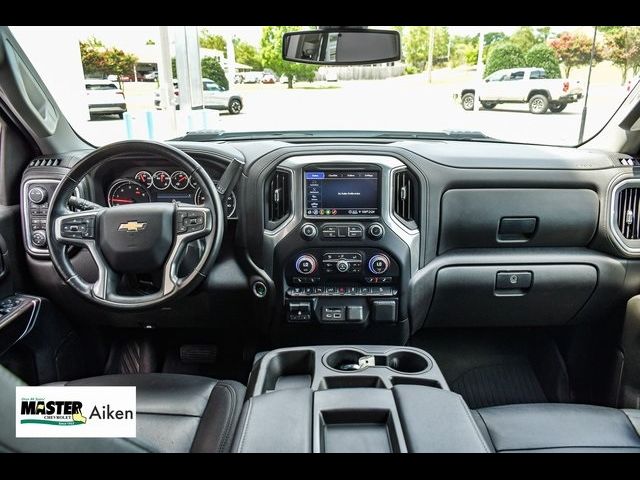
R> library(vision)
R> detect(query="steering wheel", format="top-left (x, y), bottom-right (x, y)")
top-left (46, 140), bottom-right (224, 310)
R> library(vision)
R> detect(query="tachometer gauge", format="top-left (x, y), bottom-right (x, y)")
top-left (108, 180), bottom-right (150, 207)
top-left (134, 170), bottom-right (153, 188)
top-left (171, 171), bottom-right (189, 190)
top-left (152, 170), bottom-right (170, 190)
top-left (196, 184), bottom-right (237, 218)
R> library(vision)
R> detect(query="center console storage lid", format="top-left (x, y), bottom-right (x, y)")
top-left (233, 388), bottom-right (312, 453)
top-left (393, 385), bottom-right (491, 453)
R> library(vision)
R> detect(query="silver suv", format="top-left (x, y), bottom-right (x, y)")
top-left (154, 78), bottom-right (243, 114)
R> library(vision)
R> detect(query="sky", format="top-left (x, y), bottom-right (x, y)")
top-left (30, 26), bottom-right (583, 50)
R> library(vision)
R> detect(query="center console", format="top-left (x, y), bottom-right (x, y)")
top-left (261, 155), bottom-right (421, 345)
top-left (233, 345), bottom-right (490, 453)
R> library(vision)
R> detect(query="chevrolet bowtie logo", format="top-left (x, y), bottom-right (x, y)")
top-left (118, 221), bottom-right (147, 233)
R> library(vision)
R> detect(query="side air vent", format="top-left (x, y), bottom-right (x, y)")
top-left (265, 169), bottom-right (291, 229)
top-left (392, 169), bottom-right (418, 228)
top-left (29, 157), bottom-right (62, 168)
top-left (616, 186), bottom-right (640, 239)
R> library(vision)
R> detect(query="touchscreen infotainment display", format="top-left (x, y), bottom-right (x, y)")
top-left (305, 170), bottom-right (379, 217)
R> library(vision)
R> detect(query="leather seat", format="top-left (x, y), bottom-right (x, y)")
top-left (474, 403), bottom-right (640, 453)
top-left (0, 366), bottom-right (245, 453)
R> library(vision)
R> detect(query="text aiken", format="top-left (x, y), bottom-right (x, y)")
top-left (21, 401), bottom-right (133, 420)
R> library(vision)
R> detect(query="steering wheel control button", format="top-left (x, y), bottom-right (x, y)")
top-left (176, 209), bottom-right (206, 234)
top-left (31, 230), bottom-right (47, 247)
top-left (367, 223), bottom-right (385, 240)
top-left (300, 223), bottom-right (318, 240)
top-left (368, 254), bottom-right (390, 275)
top-left (60, 217), bottom-right (96, 239)
top-left (295, 254), bottom-right (318, 275)
top-left (28, 187), bottom-right (47, 204)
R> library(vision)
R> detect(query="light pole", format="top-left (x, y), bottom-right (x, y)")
top-left (426, 26), bottom-right (435, 83)
top-left (474, 29), bottom-right (485, 111)
top-left (578, 26), bottom-right (598, 144)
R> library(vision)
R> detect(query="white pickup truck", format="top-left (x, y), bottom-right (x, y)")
top-left (455, 67), bottom-right (583, 114)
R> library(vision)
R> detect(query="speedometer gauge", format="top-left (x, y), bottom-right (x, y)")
top-left (152, 170), bottom-right (170, 190)
top-left (108, 180), bottom-right (150, 207)
top-left (171, 171), bottom-right (189, 190)
top-left (134, 170), bottom-right (153, 188)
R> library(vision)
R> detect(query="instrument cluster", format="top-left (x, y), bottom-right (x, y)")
top-left (107, 169), bottom-right (237, 219)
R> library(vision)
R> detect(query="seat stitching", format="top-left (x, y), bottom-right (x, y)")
top-left (500, 444), bottom-right (640, 452)
top-left (475, 410), bottom-right (497, 453)
top-left (621, 410), bottom-right (640, 438)
top-left (215, 382), bottom-right (237, 453)
top-left (237, 398), bottom-right (254, 453)
top-left (457, 395), bottom-right (491, 453)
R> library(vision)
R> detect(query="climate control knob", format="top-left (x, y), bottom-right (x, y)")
top-left (28, 187), bottom-right (47, 204)
top-left (295, 254), bottom-right (318, 275)
top-left (368, 254), bottom-right (390, 275)
top-left (336, 259), bottom-right (350, 273)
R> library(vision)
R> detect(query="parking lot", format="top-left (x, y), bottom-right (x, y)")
top-left (78, 73), bottom-right (628, 147)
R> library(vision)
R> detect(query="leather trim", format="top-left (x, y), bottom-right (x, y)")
top-left (623, 409), bottom-right (640, 437)
top-left (191, 380), bottom-right (246, 453)
top-left (476, 403), bottom-right (640, 452)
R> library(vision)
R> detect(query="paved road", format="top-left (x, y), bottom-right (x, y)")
top-left (78, 75), bottom-right (626, 147)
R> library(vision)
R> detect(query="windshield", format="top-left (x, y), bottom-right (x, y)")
top-left (9, 25), bottom-right (640, 146)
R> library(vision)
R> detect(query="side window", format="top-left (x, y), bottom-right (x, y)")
top-left (203, 82), bottom-right (220, 91)
top-left (530, 70), bottom-right (546, 80)
top-left (509, 71), bottom-right (524, 81)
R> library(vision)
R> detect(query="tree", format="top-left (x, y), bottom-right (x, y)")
top-left (201, 57), bottom-right (229, 90)
top-left (550, 32), bottom-right (601, 77)
top-left (79, 37), bottom-right (137, 88)
top-left (484, 32), bottom-right (507, 47)
top-left (233, 39), bottom-right (262, 71)
top-left (535, 27), bottom-right (552, 43)
top-left (145, 39), bottom-right (156, 46)
top-left (260, 26), bottom-right (319, 88)
top-left (525, 43), bottom-right (561, 78)
top-left (171, 57), bottom-right (229, 90)
top-left (403, 26), bottom-right (449, 72)
top-left (199, 29), bottom-right (226, 52)
top-left (484, 43), bottom-right (526, 76)
top-left (604, 27), bottom-right (640, 84)
top-left (510, 27), bottom-right (538, 53)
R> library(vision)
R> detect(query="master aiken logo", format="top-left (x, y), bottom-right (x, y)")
top-left (16, 386), bottom-right (136, 438)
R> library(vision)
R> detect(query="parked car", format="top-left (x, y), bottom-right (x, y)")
top-left (242, 71), bottom-right (263, 84)
top-left (84, 80), bottom-right (126, 119)
top-left (325, 70), bottom-right (338, 82)
top-left (454, 67), bottom-right (583, 114)
top-left (154, 78), bottom-right (243, 114)
top-left (261, 73), bottom-right (276, 84)
top-left (143, 71), bottom-right (158, 81)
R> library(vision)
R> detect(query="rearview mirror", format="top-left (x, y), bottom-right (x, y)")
top-left (282, 29), bottom-right (401, 65)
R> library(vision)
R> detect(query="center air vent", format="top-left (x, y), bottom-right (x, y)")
top-left (392, 169), bottom-right (418, 227)
top-left (616, 186), bottom-right (640, 239)
top-left (265, 169), bottom-right (291, 228)
top-left (29, 158), bottom-right (62, 168)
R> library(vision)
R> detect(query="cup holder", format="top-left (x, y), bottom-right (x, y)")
top-left (325, 349), bottom-right (367, 372)
top-left (385, 351), bottom-right (430, 374)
